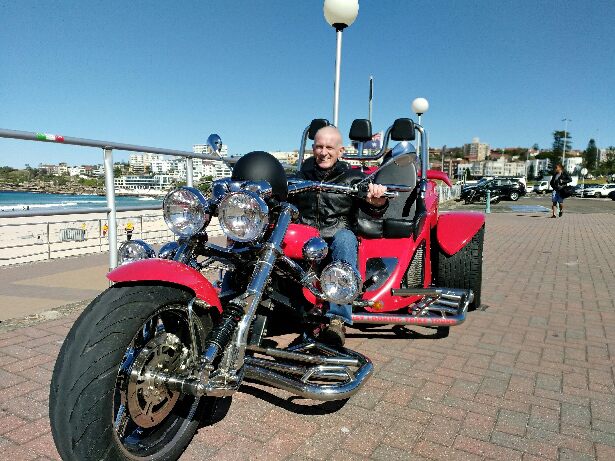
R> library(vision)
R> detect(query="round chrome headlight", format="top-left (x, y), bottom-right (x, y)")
top-left (163, 187), bottom-right (211, 237)
top-left (118, 240), bottom-right (156, 265)
top-left (218, 191), bottom-right (268, 242)
top-left (321, 261), bottom-right (362, 305)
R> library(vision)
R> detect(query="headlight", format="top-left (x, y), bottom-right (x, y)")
top-left (118, 240), bottom-right (156, 265)
top-left (218, 191), bottom-right (268, 242)
top-left (320, 261), bottom-right (362, 304)
top-left (163, 187), bottom-right (211, 237)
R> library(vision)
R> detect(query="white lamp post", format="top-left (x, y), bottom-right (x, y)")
top-left (324, 0), bottom-right (359, 127)
top-left (412, 97), bottom-right (429, 154)
top-left (412, 97), bottom-right (429, 126)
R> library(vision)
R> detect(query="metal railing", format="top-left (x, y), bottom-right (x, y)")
top-left (437, 182), bottom-right (462, 203)
top-left (0, 128), bottom-right (223, 270)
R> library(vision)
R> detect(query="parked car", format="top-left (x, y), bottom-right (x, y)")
top-left (581, 184), bottom-right (615, 197)
top-left (533, 180), bottom-right (550, 194)
top-left (460, 177), bottom-right (526, 201)
top-left (573, 184), bottom-right (587, 197)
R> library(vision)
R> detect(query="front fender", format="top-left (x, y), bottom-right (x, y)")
top-left (107, 259), bottom-right (222, 313)
top-left (436, 212), bottom-right (485, 255)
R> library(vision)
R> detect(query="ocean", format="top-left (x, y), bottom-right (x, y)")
top-left (0, 191), bottom-right (163, 212)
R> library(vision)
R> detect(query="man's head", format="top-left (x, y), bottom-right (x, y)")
top-left (555, 164), bottom-right (563, 173)
top-left (313, 126), bottom-right (344, 169)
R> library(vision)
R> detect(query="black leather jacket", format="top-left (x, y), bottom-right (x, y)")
top-left (550, 170), bottom-right (571, 191)
top-left (289, 157), bottom-right (388, 239)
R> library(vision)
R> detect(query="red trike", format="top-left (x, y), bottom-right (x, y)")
top-left (49, 117), bottom-right (484, 461)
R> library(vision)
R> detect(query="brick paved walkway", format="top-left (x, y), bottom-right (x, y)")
top-left (1, 212), bottom-right (614, 460)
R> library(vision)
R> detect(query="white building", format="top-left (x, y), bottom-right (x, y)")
top-left (463, 138), bottom-right (491, 161)
top-left (526, 159), bottom-right (551, 177)
top-left (193, 144), bottom-right (228, 157)
top-left (114, 175), bottom-right (175, 191)
top-left (564, 157), bottom-right (583, 174)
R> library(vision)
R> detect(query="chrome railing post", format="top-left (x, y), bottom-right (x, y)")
top-left (186, 157), bottom-right (194, 187)
top-left (103, 148), bottom-right (118, 270)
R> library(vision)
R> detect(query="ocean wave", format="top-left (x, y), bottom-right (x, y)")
top-left (0, 201), bottom-right (81, 211)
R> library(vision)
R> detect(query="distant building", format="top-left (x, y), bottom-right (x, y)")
top-left (114, 175), bottom-right (175, 191)
top-left (193, 144), bottom-right (228, 157)
top-left (463, 138), bottom-right (491, 162)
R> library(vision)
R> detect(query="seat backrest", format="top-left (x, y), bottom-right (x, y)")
top-left (357, 154), bottom-right (419, 238)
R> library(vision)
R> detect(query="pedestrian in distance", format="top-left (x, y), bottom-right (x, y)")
top-left (102, 223), bottom-right (108, 237)
top-left (550, 164), bottom-right (571, 218)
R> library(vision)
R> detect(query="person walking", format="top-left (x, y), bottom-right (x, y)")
top-left (550, 164), bottom-right (571, 218)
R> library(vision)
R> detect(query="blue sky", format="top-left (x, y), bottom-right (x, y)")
top-left (1, 0), bottom-right (613, 168)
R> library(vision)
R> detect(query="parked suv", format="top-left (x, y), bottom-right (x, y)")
top-left (460, 177), bottom-right (526, 201)
top-left (581, 184), bottom-right (615, 198)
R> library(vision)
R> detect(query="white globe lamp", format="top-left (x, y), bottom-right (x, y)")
top-left (324, 0), bottom-right (359, 127)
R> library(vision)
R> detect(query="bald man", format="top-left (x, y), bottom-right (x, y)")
top-left (290, 126), bottom-right (388, 345)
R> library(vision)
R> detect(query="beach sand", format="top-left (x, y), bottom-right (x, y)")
top-left (0, 210), bottom-right (224, 266)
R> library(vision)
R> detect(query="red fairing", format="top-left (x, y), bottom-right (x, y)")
top-left (107, 259), bottom-right (222, 313)
top-left (426, 170), bottom-right (452, 187)
top-left (436, 212), bottom-right (485, 255)
top-left (281, 223), bottom-right (320, 259)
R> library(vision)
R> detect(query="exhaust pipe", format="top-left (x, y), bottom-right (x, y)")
top-left (244, 342), bottom-right (373, 401)
top-left (353, 288), bottom-right (472, 326)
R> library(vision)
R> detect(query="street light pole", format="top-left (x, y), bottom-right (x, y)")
top-left (562, 118), bottom-right (571, 166)
top-left (324, 0), bottom-right (359, 128)
top-left (412, 97), bottom-right (429, 157)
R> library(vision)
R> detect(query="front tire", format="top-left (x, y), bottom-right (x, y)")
top-left (434, 225), bottom-right (484, 311)
top-left (50, 284), bottom-right (217, 461)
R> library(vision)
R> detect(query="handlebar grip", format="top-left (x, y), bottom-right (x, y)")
top-left (357, 184), bottom-right (399, 199)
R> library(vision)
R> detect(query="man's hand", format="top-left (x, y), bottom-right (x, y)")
top-left (366, 183), bottom-right (387, 207)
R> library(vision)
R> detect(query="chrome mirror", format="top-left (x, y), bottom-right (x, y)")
top-left (207, 134), bottom-right (222, 154)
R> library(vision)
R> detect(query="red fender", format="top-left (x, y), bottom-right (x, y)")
top-left (107, 259), bottom-right (222, 313)
top-left (426, 170), bottom-right (452, 187)
top-left (436, 212), bottom-right (485, 255)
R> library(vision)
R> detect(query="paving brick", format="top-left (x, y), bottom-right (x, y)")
top-left (495, 409), bottom-right (529, 437)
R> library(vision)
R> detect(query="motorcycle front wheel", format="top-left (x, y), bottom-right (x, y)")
top-left (50, 284), bottom-right (217, 461)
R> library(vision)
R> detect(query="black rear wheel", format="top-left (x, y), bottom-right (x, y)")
top-left (50, 284), bottom-right (217, 461)
top-left (433, 225), bottom-right (484, 311)
top-left (509, 191), bottom-right (520, 201)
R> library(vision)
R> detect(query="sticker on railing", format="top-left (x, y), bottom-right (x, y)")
top-left (37, 133), bottom-right (65, 142)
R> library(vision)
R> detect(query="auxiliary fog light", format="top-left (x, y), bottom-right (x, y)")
top-left (320, 261), bottom-right (362, 305)
top-left (118, 240), bottom-right (156, 265)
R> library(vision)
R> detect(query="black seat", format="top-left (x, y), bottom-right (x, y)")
top-left (357, 154), bottom-right (419, 238)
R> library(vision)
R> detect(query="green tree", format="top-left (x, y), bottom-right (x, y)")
top-left (550, 130), bottom-right (572, 173)
top-left (527, 164), bottom-right (535, 180)
top-left (595, 146), bottom-right (615, 175)
top-left (532, 143), bottom-right (539, 150)
top-left (582, 139), bottom-right (598, 172)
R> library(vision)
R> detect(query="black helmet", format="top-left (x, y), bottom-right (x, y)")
top-left (231, 151), bottom-right (288, 202)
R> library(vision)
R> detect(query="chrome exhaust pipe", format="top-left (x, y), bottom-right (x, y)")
top-left (352, 288), bottom-right (472, 326)
top-left (244, 340), bottom-right (373, 401)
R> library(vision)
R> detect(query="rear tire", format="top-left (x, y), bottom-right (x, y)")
top-left (509, 191), bottom-right (520, 201)
top-left (434, 225), bottom-right (484, 311)
top-left (50, 284), bottom-right (218, 461)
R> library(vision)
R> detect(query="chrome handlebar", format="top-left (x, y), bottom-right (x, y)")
top-left (287, 179), bottom-right (411, 199)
